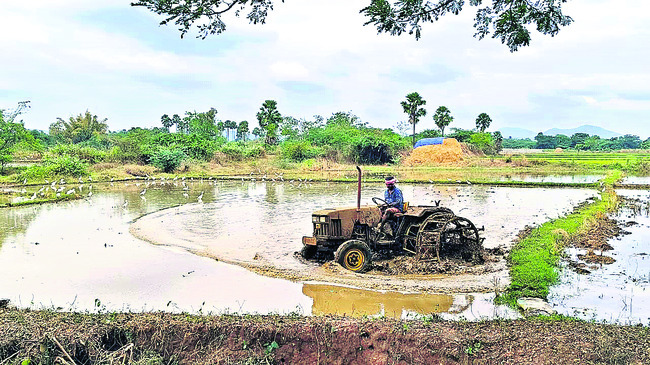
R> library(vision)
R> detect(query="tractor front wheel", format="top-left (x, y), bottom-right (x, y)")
top-left (335, 240), bottom-right (372, 273)
top-left (300, 245), bottom-right (317, 260)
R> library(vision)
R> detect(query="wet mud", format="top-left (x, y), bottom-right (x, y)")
top-left (129, 180), bottom-right (597, 293)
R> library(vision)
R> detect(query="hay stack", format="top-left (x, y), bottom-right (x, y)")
top-left (403, 138), bottom-right (464, 165)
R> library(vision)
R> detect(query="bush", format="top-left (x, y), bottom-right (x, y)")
top-left (280, 140), bottom-right (321, 162)
top-left (468, 133), bottom-right (496, 154)
top-left (219, 143), bottom-right (245, 161)
top-left (46, 155), bottom-right (89, 176)
top-left (244, 145), bottom-right (265, 159)
top-left (19, 155), bottom-right (89, 180)
top-left (150, 149), bottom-right (186, 173)
top-left (49, 144), bottom-right (107, 164)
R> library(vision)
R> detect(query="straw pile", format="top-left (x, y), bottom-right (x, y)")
top-left (403, 138), bottom-right (463, 165)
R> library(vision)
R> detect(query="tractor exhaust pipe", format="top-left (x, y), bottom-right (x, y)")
top-left (356, 166), bottom-right (362, 211)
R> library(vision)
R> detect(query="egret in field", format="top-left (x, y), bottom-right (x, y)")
top-left (140, 189), bottom-right (146, 196)
top-left (197, 192), bottom-right (204, 203)
top-left (66, 189), bottom-right (76, 195)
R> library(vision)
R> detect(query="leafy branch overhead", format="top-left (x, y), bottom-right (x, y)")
top-left (361, 0), bottom-right (573, 51)
top-left (131, 0), bottom-right (572, 51)
top-left (131, 0), bottom-right (284, 39)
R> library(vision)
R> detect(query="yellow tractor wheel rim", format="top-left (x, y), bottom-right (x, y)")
top-left (344, 249), bottom-right (365, 271)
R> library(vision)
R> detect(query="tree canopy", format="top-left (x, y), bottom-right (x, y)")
top-left (0, 101), bottom-right (30, 172)
top-left (132, 0), bottom-right (573, 51)
top-left (49, 110), bottom-right (109, 144)
top-left (433, 106), bottom-right (453, 136)
top-left (256, 100), bottom-right (282, 145)
top-left (400, 92), bottom-right (427, 147)
top-left (475, 113), bottom-right (492, 132)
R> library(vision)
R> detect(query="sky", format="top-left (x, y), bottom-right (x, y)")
top-left (1, 0), bottom-right (649, 138)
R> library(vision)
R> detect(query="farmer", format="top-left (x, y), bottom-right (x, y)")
top-left (378, 176), bottom-right (404, 236)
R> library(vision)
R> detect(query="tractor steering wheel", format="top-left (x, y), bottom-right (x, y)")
top-left (372, 197), bottom-right (388, 207)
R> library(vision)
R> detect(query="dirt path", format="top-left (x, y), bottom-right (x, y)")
top-left (2, 308), bottom-right (648, 364)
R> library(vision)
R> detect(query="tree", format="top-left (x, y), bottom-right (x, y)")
top-left (237, 120), bottom-right (249, 141)
top-left (432, 106), bottom-right (453, 136)
top-left (534, 132), bottom-right (556, 149)
top-left (475, 113), bottom-right (492, 132)
top-left (50, 110), bottom-right (109, 144)
top-left (252, 127), bottom-right (264, 139)
top-left (256, 100), bottom-right (282, 145)
top-left (132, 0), bottom-right (572, 51)
top-left (185, 108), bottom-right (219, 138)
top-left (400, 92), bottom-right (427, 147)
top-left (224, 120), bottom-right (238, 140)
top-left (161, 114), bottom-right (174, 131)
top-left (570, 132), bottom-right (590, 148)
top-left (0, 101), bottom-right (30, 173)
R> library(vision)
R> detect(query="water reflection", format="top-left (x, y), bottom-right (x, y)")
top-left (303, 284), bottom-right (457, 318)
top-left (303, 284), bottom-right (520, 320)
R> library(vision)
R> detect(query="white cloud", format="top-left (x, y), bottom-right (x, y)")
top-left (0, 0), bottom-right (648, 137)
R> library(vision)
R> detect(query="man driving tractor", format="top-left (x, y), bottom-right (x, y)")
top-left (377, 176), bottom-right (403, 237)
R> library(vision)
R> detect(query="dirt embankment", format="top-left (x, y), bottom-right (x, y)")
top-left (1, 308), bottom-right (648, 364)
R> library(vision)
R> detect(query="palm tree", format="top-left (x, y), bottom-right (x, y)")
top-left (400, 92), bottom-right (427, 146)
top-left (433, 106), bottom-right (453, 136)
top-left (475, 113), bottom-right (492, 132)
top-left (256, 100), bottom-right (282, 145)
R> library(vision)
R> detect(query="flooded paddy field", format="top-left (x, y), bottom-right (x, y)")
top-left (1, 179), bottom-right (595, 318)
top-left (549, 189), bottom-right (650, 325)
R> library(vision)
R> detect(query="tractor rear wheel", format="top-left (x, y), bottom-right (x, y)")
top-left (335, 240), bottom-right (372, 273)
top-left (440, 217), bottom-right (483, 263)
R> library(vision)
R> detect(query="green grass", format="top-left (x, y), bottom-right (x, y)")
top-left (498, 171), bottom-right (622, 306)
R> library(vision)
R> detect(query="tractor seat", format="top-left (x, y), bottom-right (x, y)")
top-left (394, 202), bottom-right (409, 218)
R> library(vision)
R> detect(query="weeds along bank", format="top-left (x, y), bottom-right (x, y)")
top-left (499, 171), bottom-right (623, 305)
top-left (1, 308), bottom-right (649, 364)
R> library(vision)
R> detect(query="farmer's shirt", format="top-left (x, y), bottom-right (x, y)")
top-left (384, 187), bottom-right (404, 212)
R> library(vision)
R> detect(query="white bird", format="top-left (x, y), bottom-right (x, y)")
top-left (140, 189), bottom-right (146, 195)
top-left (60, 178), bottom-right (65, 184)
top-left (87, 191), bottom-right (93, 198)
top-left (197, 192), bottom-right (204, 202)
top-left (79, 177), bottom-right (84, 183)
top-left (23, 178), bottom-right (27, 185)
top-left (183, 192), bottom-right (189, 198)
top-left (66, 189), bottom-right (76, 195)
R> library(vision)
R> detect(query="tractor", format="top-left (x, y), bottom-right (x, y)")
top-left (301, 167), bottom-right (484, 272)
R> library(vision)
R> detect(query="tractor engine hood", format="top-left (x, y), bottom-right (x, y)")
top-left (311, 206), bottom-right (382, 238)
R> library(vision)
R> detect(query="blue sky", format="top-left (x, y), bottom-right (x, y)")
top-left (1, 0), bottom-right (649, 137)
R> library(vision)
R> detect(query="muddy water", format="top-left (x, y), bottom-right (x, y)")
top-left (0, 179), bottom-right (594, 316)
top-left (620, 175), bottom-right (650, 185)
top-left (496, 174), bottom-right (603, 184)
top-left (549, 189), bottom-right (650, 325)
top-left (131, 181), bottom-right (597, 271)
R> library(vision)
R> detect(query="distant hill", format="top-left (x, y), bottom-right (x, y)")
top-left (498, 127), bottom-right (536, 139)
top-left (544, 125), bottom-right (621, 138)
top-left (498, 124), bottom-right (622, 139)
